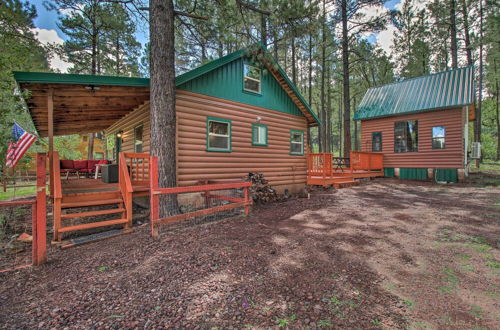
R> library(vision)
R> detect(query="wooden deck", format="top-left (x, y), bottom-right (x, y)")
top-left (307, 152), bottom-right (384, 187)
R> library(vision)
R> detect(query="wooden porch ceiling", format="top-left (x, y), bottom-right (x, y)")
top-left (19, 83), bottom-right (150, 137)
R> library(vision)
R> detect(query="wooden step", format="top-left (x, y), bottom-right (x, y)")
top-left (62, 191), bottom-right (121, 203)
top-left (61, 208), bottom-right (126, 220)
top-left (61, 198), bottom-right (123, 209)
top-left (58, 218), bottom-right (128, 233)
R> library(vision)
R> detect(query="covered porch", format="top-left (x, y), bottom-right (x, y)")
top-left (14, 72), bottom-right (151, 242)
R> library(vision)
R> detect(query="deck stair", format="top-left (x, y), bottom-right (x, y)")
top-left (53, 190), bottom-right (129, 241)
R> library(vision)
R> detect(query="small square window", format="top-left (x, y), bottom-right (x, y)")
top-left (290, 130), bottom-right (304, 155)
top-left (394, 120), bottom-right (418, 153)
top-left (252, 123), bottom-right (268, 146)
top-left (243, 64), bottom-right (261, 94)
top-left (372, 132), bottom-right (382, 152)
top-left (207, 117), bottom-right (232, 152)
top-left (432, 126), bottom-right (446, 149)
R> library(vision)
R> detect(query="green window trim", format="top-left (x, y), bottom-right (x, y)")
top-left (251, 123), bottom-right (268, 146)
top-left (243, 63), bottom-right (262, 95)
top-left (206, 116), bottom-right (232, 152)
top-left (290, 129), bottom-right (304, 156)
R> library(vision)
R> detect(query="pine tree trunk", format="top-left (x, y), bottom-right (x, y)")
top-left (292, 38), bottom-right (297, 85)
top-left (150, 0), bottom-right (177, 215)
top-left (461, 0), bottom-right (473, 66)
top-left (320, 1), bottom-right (327, 152)
top-left (495, 59), bottom-right (499, 160)
top-left (341, 0), bottom-right (351, 158)
top-left (450, 0), bottom-right (458, 69)
top-left (475, 0), bottom-right (483, 167)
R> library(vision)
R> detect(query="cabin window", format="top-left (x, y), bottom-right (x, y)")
top-left (243, 64), bottom-right (261, 94)
top-left (432, 126), bottom-right (446, 149)
top-left (290, 129), bottom-right (304, 155)
top-left (394, 120), bottom-right (418, 153)
top-left (134, 124), bottom-right (144, 153)
top-left (207, 117), bottom-right (232, 152)
top-left (372, 132), bottom-right (382, 152)
top-left (252, 123), bottom-right (268, 146)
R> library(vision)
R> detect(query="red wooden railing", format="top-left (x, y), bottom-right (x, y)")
top-left (0, 153), bottom-right (47, 272)
top-left (149, 156), bottom-right (252, 238)
top-left (349, 151), bottom-right (384, 171)
top-left (123, 152), bottom-right (149, 186)
top-left (118, 152), bottom-right (133, 228)
top-left (49, 151), bottom-right (63, 241)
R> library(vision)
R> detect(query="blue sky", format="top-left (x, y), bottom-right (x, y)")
top-left (30, 0), bottom-right (402, 72)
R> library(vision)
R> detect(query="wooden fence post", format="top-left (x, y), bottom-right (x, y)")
top-left (149, 156), bottom-right (159, 238)
top-left (244, 186), bottom-right (250, 216)
top-left (33, 153), bottom-right (47, 266)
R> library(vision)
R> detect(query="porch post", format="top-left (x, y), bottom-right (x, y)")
top-left (48, 89), bottom-right (54, 196)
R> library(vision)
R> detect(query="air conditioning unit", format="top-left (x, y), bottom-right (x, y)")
top-left (470, 142), bottom-right (481, 159)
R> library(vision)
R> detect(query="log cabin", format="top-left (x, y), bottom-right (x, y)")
top-left (354, 66), bottom-right (475, 182)
top-left (14, 45), bottom-right (319, 194)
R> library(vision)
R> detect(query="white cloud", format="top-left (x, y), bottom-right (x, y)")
top-left (31, 28), bottom-right (72, 73)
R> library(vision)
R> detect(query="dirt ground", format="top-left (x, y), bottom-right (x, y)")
top-left (0, 177), bottom-right (499, 329)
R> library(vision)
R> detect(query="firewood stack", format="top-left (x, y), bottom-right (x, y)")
top-left (243, 173), bottom-right (281, 204)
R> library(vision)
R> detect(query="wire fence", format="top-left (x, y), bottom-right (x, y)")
top-left (149, 157), bottom-right (252, 237)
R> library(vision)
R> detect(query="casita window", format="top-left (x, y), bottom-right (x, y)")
top-left (432, 126), bottom-right (446, 149)
top-left (243, 64), bottom-right (261, 93)
top-left (394, 120), bottom-right (418, 153)
top-left (372, 132), bottom-right (382, 152)
top-left (290, 130), bottom-right (304, 155)
top-left (207, 117), bottom-right (231, 152)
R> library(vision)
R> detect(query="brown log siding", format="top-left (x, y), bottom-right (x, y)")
top-left (107, 90), bottom-right (309, 187)
top-left (360, 107), bottom-right (465, 169)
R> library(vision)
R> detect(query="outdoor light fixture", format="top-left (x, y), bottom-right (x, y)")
top-left (256, 116), bottom-right (262, 122)
top-left (85, 85), bottom-right (101, 92)
top-left (116, 130), bottom-right (123, 138)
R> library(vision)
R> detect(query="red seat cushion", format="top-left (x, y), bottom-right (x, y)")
top-left (73, 160), bottom-right (88, 170)
top-left (60, 169), bottom-right (76, 173)
top-left (60, 160), bottom-right (74, 169)
top-left (98, 160), bottom-right (109, 165)
top-left (87, 160), bottom-right (100, 170)
top-left (78, 168), bottom-right (91, 173)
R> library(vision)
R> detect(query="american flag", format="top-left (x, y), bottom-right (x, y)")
top-left (5, 123), bottom-right (37, 168)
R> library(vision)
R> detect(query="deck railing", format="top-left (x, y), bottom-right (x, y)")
top-left (49, 151), bottom-right (63, 241)
top-left (123, 152), bottom-right (150, 186)
top-left (349, 151), bottom-right (384, 171)
top-left (118, 152), bottom-right (133, 228)
top-left (307, 153), bottom-right (333, 180)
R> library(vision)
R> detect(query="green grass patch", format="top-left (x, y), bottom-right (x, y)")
top-left (0, 186), bottom-right (37, 201)
top-left (467, 243), bottom-right (492, 252)
top-left (371, 319), bottom-right (382, 327)
top-left (456, 253), bottom-right (471, 260)
top-left (98, 266), bottom-right (108, 272)
top-left (470, 305), bottom-right (484, 318)
top-left (485, 291), bottom-right (499, 299)
top-left (275, 313), bottom-right (297, 328)
top-left (461, 264), bottom-right (475, 272)
top-left (403, 298), bottom-right (414, 308)
top-left (486, 261), bottom-right (500, 269)
top-left (318, 319), bottom-right (333, 327)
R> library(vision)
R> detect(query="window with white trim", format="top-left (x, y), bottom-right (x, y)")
top-left (252, 123), bottom-right (268, 146)
top-left (243, 64), bottom-right (261, 93)
top-left (290, 130), bottom-right (304, 155)
top-left (432, 126), bottom-right (446, 149)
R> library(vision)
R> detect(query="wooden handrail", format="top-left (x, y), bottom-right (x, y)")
top-left (118, 152), bottom-right (133, 228)
top-left (50, 151), bottom-right (62, 199)
top-left (118, 152), bottom-right (133, 193)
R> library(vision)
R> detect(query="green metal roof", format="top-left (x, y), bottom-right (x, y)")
top-left (354, 66), bottom-right (475, 120)
top-left (13, 44), bottom-right (319, 125)
top-left (13, 71), bottom-right (150, 87)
